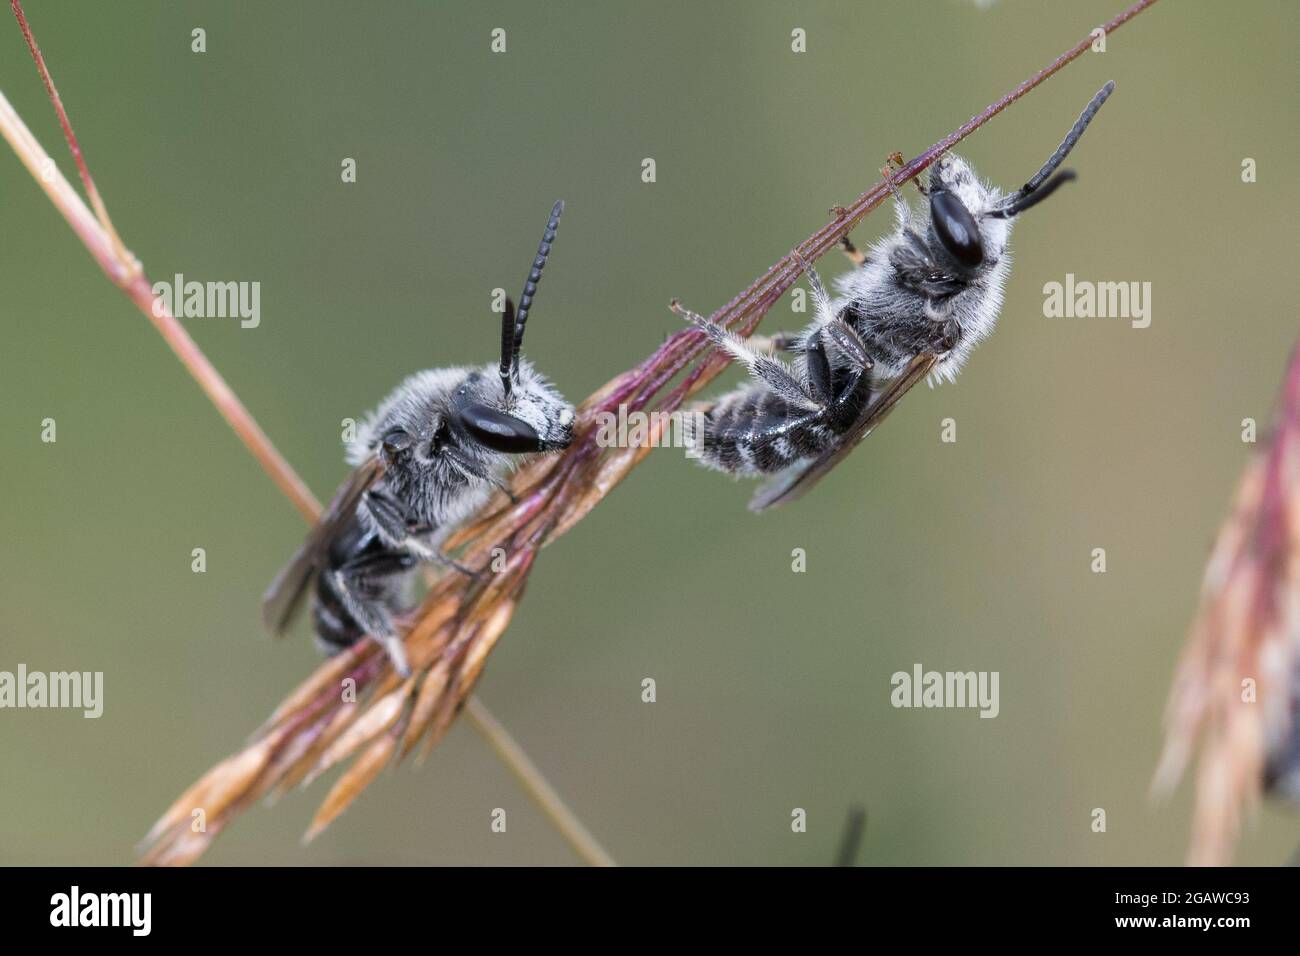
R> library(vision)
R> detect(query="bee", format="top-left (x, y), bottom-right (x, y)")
top-left (675, 82), bottom-right (1115, 511)
top-left (262, 201), bottom-right (575, 674)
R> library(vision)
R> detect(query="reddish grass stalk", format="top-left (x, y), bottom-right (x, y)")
top-left (2, 0), bottom-right (1162, 864)
top-left (10, 0), bottom-right (131, 269)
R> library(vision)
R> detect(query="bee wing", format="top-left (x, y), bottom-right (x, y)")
top-left (748, 352), bottom-right (938, 512)
top-left (260, 456), bottom-right (384, 634)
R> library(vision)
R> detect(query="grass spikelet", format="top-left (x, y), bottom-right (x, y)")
top-left (1153, 342), bottom-right (1300, 864)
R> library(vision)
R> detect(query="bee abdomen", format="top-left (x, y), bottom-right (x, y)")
top-left (698, 386), bottom-right (831, 475)
top-left (313, 568), bottom-right (365, 653)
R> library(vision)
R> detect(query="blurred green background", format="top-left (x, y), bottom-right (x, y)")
top-left (2, 0), bottom-right (1297, 866)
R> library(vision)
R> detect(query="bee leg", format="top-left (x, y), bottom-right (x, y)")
top-left (433, 552), bottom-right (480, 578)
top-left (442, 446), bottom-right (518, 501)
top-left (789, 250), bottom-right (836, 321)
top-left (885, 150), bottom-right (926, 196)
top-left (779, 249), bottom-right (861, 404)
top-left (829, 203), bottom-right (868, 267)
top-left (881, 155), bottom-right (931, 238)
top-left (399, 522), bottom-right (478, 578)
top-left (838, 236), bottom-right (867, 267)
top-left (376, 635), bottom-right (411, 676)
top-left (413, 534), bottom-right (479, 578)
top-left (881, 161), bottom-right (909, 208)
top-left (820, 315), bottom-right (874, 372)
top-left (826, 364), bottom-right (871, 432)
top-left (716, 382), bottom-right (861, 470)
top-left (805, 330), bottom-right (834, 405)
top-left (366, 492), bottom-right (475, 577)
top-left (805, 326), bottom-right (873, 419)
top-left (487, 474), bottom-right (518, 503)
top-left (702, 338), bottom-right (872, 468)
top-left (331, 551), bottom-right (418, 675)
top-left (409, 543), bottom-right (477, 578)
top-left (364, 490), bottom-right (414, 546)
top-left (671, 300), bottom-right (824, 413)
top-left (793, 247), bottom-right (875, 372)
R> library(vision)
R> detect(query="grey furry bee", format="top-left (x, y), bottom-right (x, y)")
top-left (676, 82), bottom-right (1114, 511)
top-left (262, 200), bottom-right (575, 674)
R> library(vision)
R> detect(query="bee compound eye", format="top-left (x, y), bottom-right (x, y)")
top-left (455, 402), bottom-right (542, 454)
top-left (929, 190), bottom-right (984, 268)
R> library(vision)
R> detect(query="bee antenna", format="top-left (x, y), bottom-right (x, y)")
top-left (498, 296), bottom-right (516, 398)
top-left (510, 199), bottom-right (564, 380)
top-left (991, 80), bottom-right (1114, 218)
top-left (987, 170), bottom-right (1077, 219)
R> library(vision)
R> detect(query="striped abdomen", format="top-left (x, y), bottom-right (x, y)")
top-left (697, 384), bottom-right (835, 475)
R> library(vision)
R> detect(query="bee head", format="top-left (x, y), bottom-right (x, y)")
top-left (446, 198), bottom-right (574, 456)
top-left (452, 363), bottom-right (574, 456)
top-left (927, 155), bottom-right (989, 269)
top-left (926, 81), bottom-right (1115, 271)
